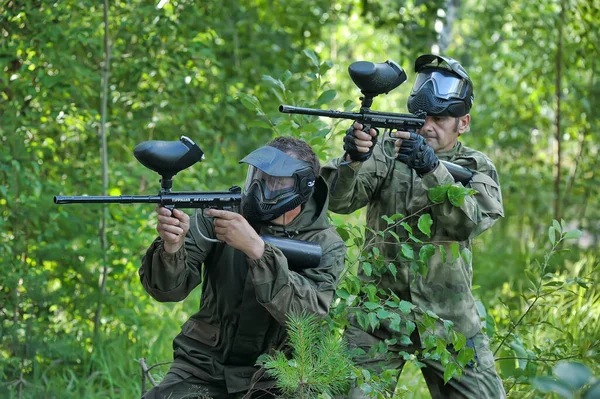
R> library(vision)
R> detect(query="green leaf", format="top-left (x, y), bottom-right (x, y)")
top-left (368, 312), bottom-right (379, 330)
top-left (303, 49), bottom-right (319, 67)
top-left (417, 214), bottom-right (433, 237)
top-left (281, 70), bottom-right (292, 83)
top-left (498, 347), bottom-right (518, 377)
top-left (408, 234), bottom-right (423, 244)
top-left (361, 368), bottom-right (371, 381)
top-left (448, 185), bottom-right (470, 207)
top-left (319, 60), bottom-right (334, 75)
top-left (398, 300), bottom-right (415, 314)
top-left (387, 263), bottom-right (397, 280)
top-left (450, 242), bottom-right (460, 260)
top-left (385, 300), bottom-right (398, 308)
top-left (356, 312), bottom-right (369, 331)
top-left (362, 262), bottom-right (372, 277)
top-left (358, 383), bottom-right (373, 395)
top-left (247, 120), bottom-right (272, 130)
top-left (389, 319), bottom-right (402, 333)
top-left (405, 321), bottom-right (416, 335)
top-left (460, 247), bottom-right (472, 264)
top-left (552, 219), bottom-right (563, 235)
top-left (376, 308), bottom-right (391, 320)
top-left (236, 93), bottom-right (260, 111)
top-left (532, 376), bottom-right (574, 399)
top-left (444, 362), bottom-right (458, 384)
top-left (485, 314), bottom-right (496, 338)
top-left (428, 184), bottom-right (450, 203)
top-left (364, 301), bottom-right (380, 311)
top-left (261, 75), bottom-right (285, 92)
top-left (419, 244), bottom-right (436, 264)
top-left (553, 361), bottom-right (592, 390)
top-left (381, 215), bottom-right (394, 224)
top-left (336, 226), bottom-right (350, 242)
top-left (563, 230), bottom-right (582, 240)
top-left (401, 244), bottom-right (414, 259)
top-left (316, 89), bottom-right (337, 105)
top-left (452, 332), bottom-right (467, 352)
top-left (583, 381), bottom-right (600, 399)
top-left (456, 347), bottom-right (475, 367)
top-left (549, 226), bottom-right (556, 245)
top-left (400, 335), bottom-right (412, 346)
top-left (401, 222), bottom-right (413, 234)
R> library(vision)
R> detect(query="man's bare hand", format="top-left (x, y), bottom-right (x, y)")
top-left (205, 209), bottom-right (265, 259)
top-left (156, 207), bottom-right (190, 254)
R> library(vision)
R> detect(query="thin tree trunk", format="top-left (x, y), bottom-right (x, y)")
top-left (94, 0), bottom-right (111, 338)
top-left (439, 0), bottom-right (459, 53)
top-left (553, 0), bottom-right (566, 220)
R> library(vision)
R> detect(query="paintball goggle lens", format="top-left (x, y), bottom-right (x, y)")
top-left (243, 166), bottom-right (297, 203)
top-left (411, 69), bottom-right (469, 100)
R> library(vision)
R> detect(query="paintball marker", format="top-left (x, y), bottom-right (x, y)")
top-left (279, 60), bottom-right (473, 185)
top-left (54, 136), bottom-right (322, 270)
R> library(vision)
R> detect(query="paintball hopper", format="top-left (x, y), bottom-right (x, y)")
top-left (348, 60), bottom-right (407, 98)
top-left (133, 135), bottom-right (204, 190)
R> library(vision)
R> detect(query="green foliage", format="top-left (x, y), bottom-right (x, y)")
top-left (532, 361), bottom-right (600, 399)
top-left (2, 0), bottom-right (600, 397)
top-left (259, 312), bottom-right (354, 399)
top-left (485, 221), bottom-right (599, 397)
top-left (1, 0), bottom-right (342, 397)
top-left (329, 183), bottom-right (481, 397)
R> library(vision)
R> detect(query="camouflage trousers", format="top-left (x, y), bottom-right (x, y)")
top-left (339, 325), bottom-right (506, 399)
top-left (141, 367), bottom-right (280, 399)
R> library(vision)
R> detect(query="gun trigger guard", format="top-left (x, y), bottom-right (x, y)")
top-left (193, 209), bottom-right (222, 244)
top-left (381, 128), bottom-right (398, 160)
top-left (201, 208), bottom-right (213, 219)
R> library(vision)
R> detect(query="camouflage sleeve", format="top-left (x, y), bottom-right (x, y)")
top-left (138, 211), bottom-right (215, 302)
top-left (421, 161), bottom-right (504, 241)
top-left (247, 230), bottom-right (347, 326)
top-left (320, 154), bottom-right (384, 214)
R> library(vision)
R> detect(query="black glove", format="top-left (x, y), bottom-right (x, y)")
top-left (343, 125), bottom-right (379, 162)
top-left (396, 133), bottom-right (439, 176)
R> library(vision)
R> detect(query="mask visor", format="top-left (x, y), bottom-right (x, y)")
top-left (412, 70), bottom-right (468, 100)
top-left (244, 165), bottom-right (297, 203)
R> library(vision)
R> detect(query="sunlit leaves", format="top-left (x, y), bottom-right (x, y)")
top-left (417, 213), bottom-right (432, 237)
top-left (428, 184), bottom-right (477, 207)
top-left (531, 362), bottom-right (597, 399)
top-left (316, 89), bottom-right (337, 105)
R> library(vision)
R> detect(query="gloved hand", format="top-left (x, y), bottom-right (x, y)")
top-left (395, 132), bottom-right (439, 176)
top-left (343, 123), bottom-right (379, 162)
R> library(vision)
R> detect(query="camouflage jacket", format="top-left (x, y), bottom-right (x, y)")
top-left (139, 177), bottom-right (346, 394)
top-left (321, 141), bottom-right (503, 342)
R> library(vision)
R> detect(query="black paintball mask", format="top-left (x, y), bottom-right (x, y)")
top-left (239, 146), bottom-right (315, 223)
top-left (407, 54), bottom-right (474, 117)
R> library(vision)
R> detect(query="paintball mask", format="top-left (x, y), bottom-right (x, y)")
top-left (407, 54), bottom-right (474, 117)
top-left (239, 146), bottom-right (315, 223)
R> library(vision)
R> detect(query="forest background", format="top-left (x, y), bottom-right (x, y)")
top-left (1, 0), bottom-right (599, 398)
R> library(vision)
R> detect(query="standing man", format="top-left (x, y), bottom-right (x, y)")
top-left (322, 54), bottom-right (506, 398)
top-left (140, 136), bottom-right (346, 399)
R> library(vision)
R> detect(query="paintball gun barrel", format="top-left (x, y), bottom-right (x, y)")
top-left (279, 60), bottom-right (473, 185)
top-left (54, 136), bottom-right (322, 270)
